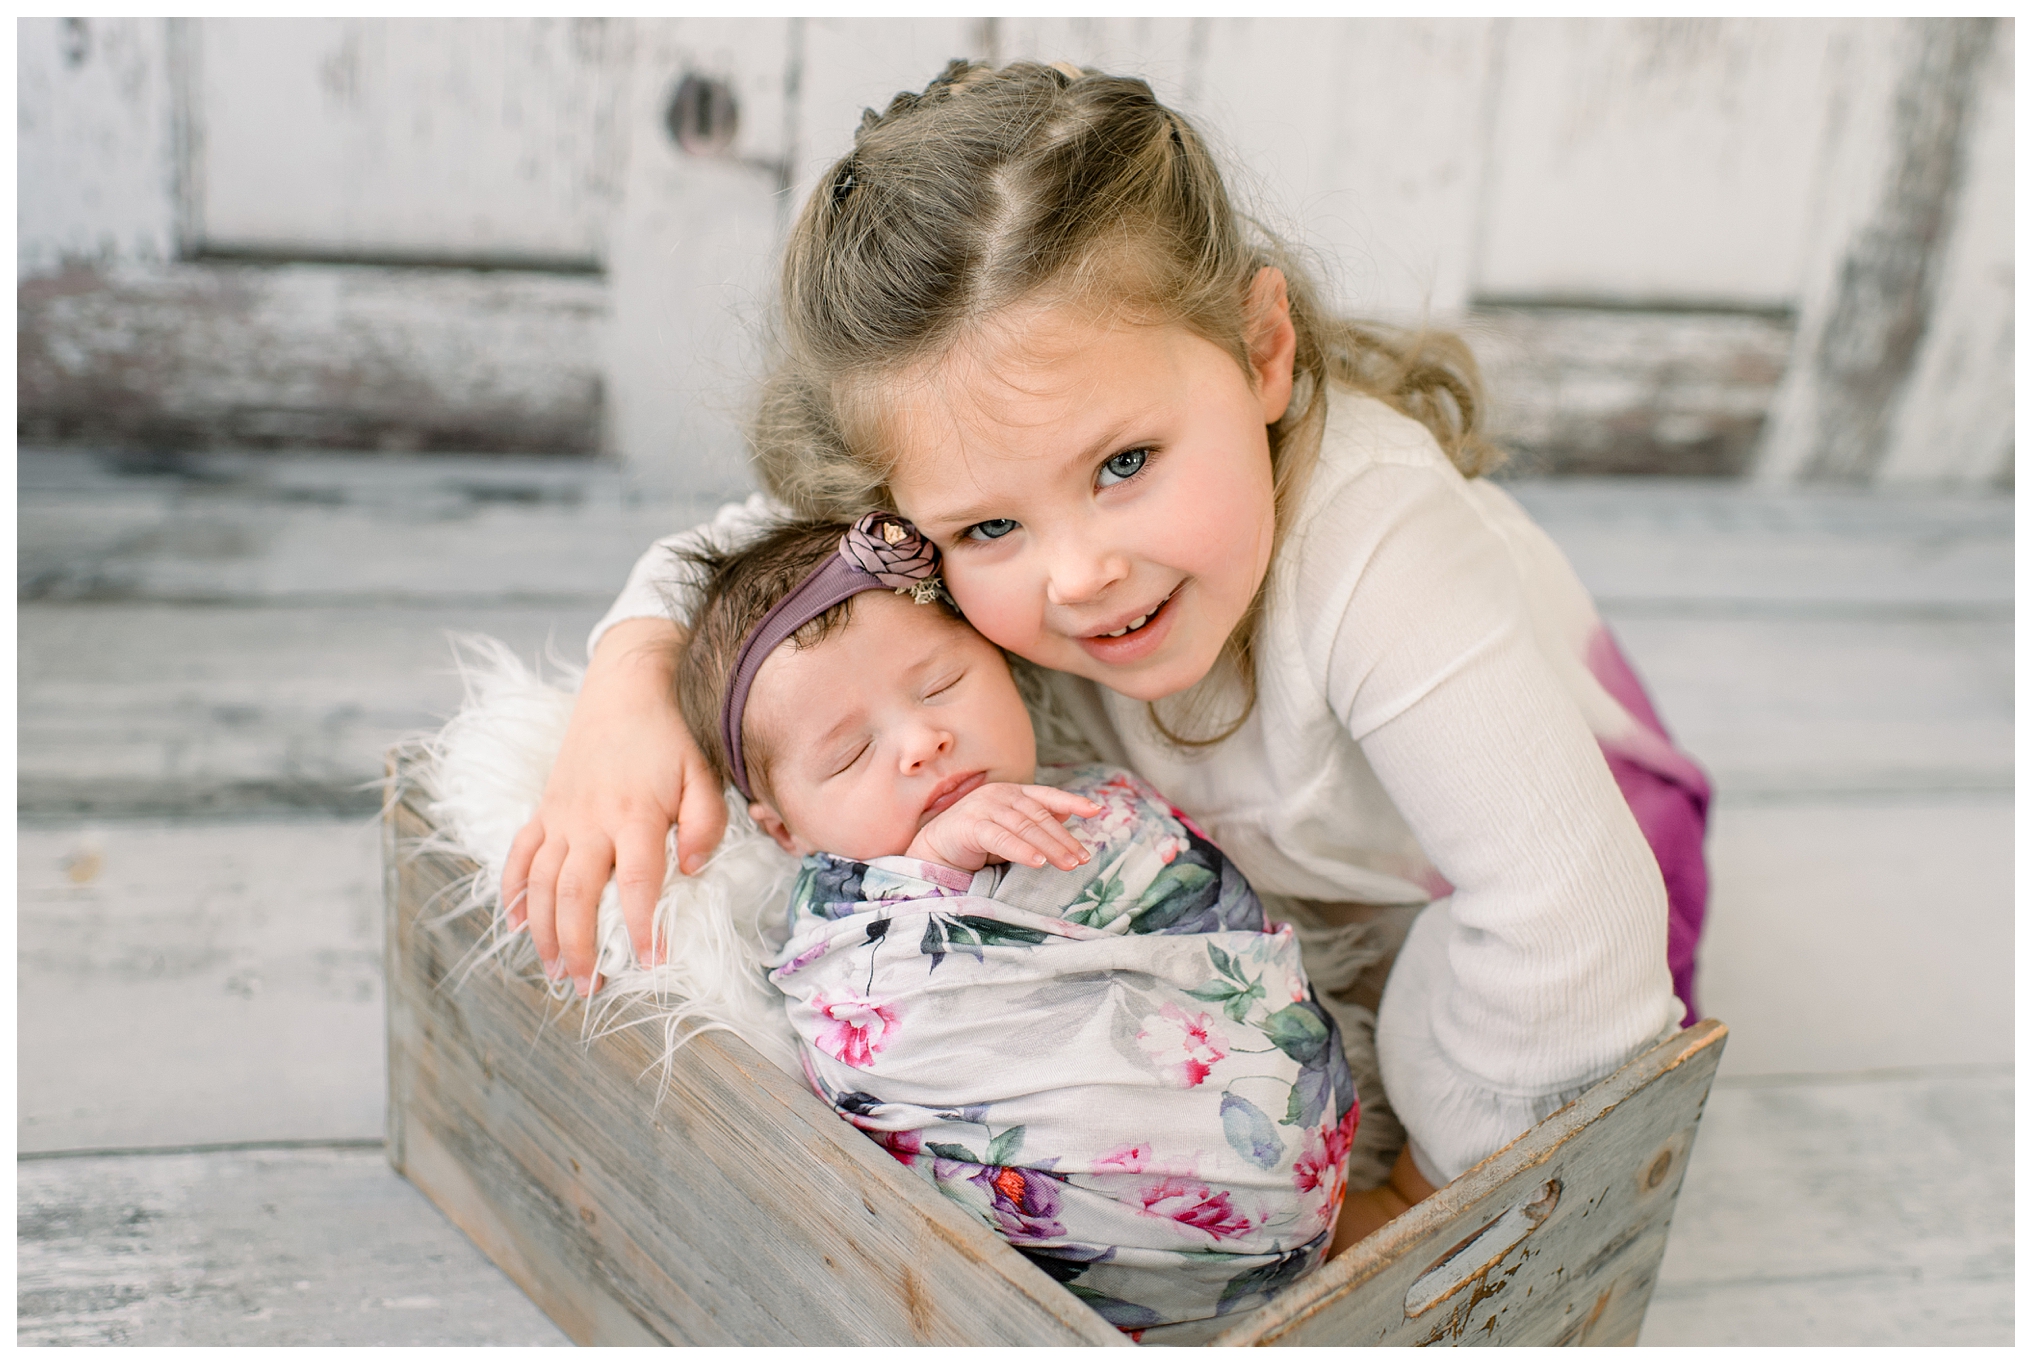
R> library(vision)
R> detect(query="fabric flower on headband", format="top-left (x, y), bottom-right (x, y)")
top-left (841, 511), bottom-right (944, 601)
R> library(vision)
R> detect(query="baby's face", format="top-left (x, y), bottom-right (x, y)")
top-left (743, 588), bottom-right (1037, 862)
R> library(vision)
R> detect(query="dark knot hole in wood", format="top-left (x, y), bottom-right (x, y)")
top-left (666, 73), bottom-right (740, 156)
top-left (1645, 1149), bottom-right (1673, 1191)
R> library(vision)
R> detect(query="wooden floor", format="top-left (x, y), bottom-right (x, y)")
top-left (17, 449), bottom-right (2014, 1347)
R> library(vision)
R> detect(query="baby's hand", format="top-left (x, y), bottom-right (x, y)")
top-left (904, 784), bottom-right (1103, 874)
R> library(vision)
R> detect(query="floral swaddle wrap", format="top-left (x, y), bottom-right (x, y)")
top-left (768, 765), bottom-right (1359, 1329)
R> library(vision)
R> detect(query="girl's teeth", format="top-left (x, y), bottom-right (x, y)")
top-left (1102, 612), bottom-right (1152, 639)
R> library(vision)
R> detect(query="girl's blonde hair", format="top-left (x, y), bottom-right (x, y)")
top-left (751, 59), bottom-right (1500, 744)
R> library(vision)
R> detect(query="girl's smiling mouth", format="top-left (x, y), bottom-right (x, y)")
top-left (1076, 586), bottom-right (1181, 665)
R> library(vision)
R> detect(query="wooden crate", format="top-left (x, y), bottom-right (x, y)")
top-left (384, 763), bottom-right (1727, 1346)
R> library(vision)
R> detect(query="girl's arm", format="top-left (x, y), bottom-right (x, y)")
top-left (1307, 458), bottom-right (1677, 1186)
top-left (502, 493), bottom-right (788, 995)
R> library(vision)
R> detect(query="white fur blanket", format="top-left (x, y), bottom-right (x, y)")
top-left (402, 635), bottom-right (805, 1081)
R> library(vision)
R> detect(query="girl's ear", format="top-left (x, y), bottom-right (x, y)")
top-left (1245, 266), bottom-right (1297, 425)
top-left (749, 800), bottom-right (801, 856)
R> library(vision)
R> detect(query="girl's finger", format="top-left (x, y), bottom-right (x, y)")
top-left (673, 768), bottom-right (729, 877)
top-left (613, 821), bottom-right (669, 966)
top-left (502, 819), bottom-right (545, 930)
top-left (525, 836), bottom-right (568, 974)
top-left (555, 835), bottom-right (614, 995)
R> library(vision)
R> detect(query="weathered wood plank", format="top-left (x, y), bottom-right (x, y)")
top-left (1643, 1067), bottom-right (2012, 1345)
top-left (1501, 478), bottom-right (2012, 611)
top-left (18, 818), bottom-right (386, 1153)
top-left (18, 261), bottom-right (606, 455)
top-left (17, 1145), bottom-right (570, 1346)
top-left (1600, 614), bottom-right (2010, 799)
top-left (1698, 798), bottom-right (2013, 1076)
top-left (385, 788), bottom-right (1128, 1347)
top-left (17, 601), bottom-right (598, 817)
top-left (1208, 1021), bottom-right (1728, 1345)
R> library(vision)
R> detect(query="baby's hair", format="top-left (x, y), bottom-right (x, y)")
top-left (673, 519), bottom-right (961, 801)
top-left (751, 58), bottom-right (1500, 745)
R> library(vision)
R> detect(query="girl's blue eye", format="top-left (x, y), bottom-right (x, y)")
top-left (1098, 448), bottom-right (1148, 487)
top-left (966, 518), bottom-right (1019, 541)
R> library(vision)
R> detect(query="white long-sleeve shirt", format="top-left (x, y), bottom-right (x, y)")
top-left (591, 389), bottom-right (1681, 1185)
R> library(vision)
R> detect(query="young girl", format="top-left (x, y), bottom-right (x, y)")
top-left (503, 60), bottom-right (1709, 1235)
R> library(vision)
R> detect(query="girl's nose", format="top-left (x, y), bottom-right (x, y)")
top-left (898, 723), bottom-right (954, 774)
top-left (1044, 542), bottom-right (1130, 607)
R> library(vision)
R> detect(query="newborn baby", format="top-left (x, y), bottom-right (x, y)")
top-left (674, 514), bottom-right (1357, 1330)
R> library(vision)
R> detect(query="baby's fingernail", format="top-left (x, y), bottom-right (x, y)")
top-left (543, 957), bottom-right (563, 980)
top-left (573, 975), bottom-right (591, 998)
top-left (681, 855), bottom-right (704, 875)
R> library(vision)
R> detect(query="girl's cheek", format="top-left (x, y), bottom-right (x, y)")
top-left (948, 576), bottom-right (1035, 653)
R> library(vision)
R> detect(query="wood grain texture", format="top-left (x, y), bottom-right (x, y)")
top-left (17, 1145), bottom-right (570, 1347)
top-left (384, 773), bottom-right (1126, 1347)
top-left (1206, 1020), bottom-right (1728, 1346)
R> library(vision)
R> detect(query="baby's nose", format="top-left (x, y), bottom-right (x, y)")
top-left (900, 726), bottom-right (954, 771)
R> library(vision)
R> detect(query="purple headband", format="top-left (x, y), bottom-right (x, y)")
top-left (720, 511), bottom-right (944, 800)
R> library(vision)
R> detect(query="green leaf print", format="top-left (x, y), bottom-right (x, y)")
top-left (1066, 870), bottom-right (1128, 927)
top-left (1207, 941), bottom-right (1239, 980)
top-left (1131, 863), bottom-right (1218, 933)
top-left (1263, 1003), bottom-right (1331, 1067)
top-left (985, 1124), bottom-right (1027, 1166)
top-left (954, 915), bottom-right (1048, 948)
top-left (926, 1141), bottom-right (982, 1164)
top-left (1216, 1246), bottom-right (1315, 1316)
top-left (1190, 943), bottom-right (1265, 1022)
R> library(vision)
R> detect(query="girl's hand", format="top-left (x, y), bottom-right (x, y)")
top-left (500, 618), bottom-right (728, 996)
top-left (904, 784), bottom-right (1101, 874)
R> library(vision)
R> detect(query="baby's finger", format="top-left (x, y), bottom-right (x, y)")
top-left (1003, 794), bottom-right (1089, 866)
top-left (613, 821), bottom-right (669, 967)
top-left (976, 821), bottom-right (1053, 869)
top-left (502, 819), bottom-right (545, 930)
top-left (1025, 786), bottom-right (1105, 820)
top-left (985, 807), bottom-right (1081, 871)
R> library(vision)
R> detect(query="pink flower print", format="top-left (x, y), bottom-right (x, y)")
top-left (1137, 1177), bottom-right (1254, 1241)
top-left (1294, 1106), bottom-right (1359, 1232)
top-left (1136, 1003), bottom-right (1227, 1088)
top-left (1094, 1143), bottom-right (1153, 1174)
top-left (875, 1128), bottom-right (922, 1167)
top-left (810, 990), bottom-right (899, 1068)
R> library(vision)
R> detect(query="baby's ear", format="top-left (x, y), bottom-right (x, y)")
top-left (749, 801), bottom-right (800, 856)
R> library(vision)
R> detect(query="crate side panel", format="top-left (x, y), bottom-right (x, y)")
top-left (1228, 1021), bottom-right (1726, 1346)
top-left (386, 799), bottom-right (1123, 1347)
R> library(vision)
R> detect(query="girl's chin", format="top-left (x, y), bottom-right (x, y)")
top-left (1051, 639), bottom-right (1218, 703)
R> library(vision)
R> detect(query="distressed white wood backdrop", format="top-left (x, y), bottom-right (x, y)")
top-left (17, 17), bottom-right (2013, 488)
